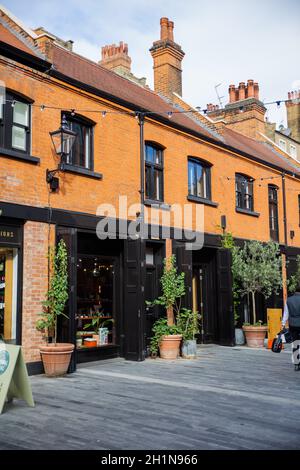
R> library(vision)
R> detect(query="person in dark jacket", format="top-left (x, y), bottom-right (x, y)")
top-left (282, 286), bottom-right (300, 371)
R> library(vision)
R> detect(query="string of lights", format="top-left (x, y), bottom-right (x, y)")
top-left (3, 96), bottom-right (298, 118)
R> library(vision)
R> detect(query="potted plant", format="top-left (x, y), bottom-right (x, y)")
top-left (148, 255), bottom-right (185, 359)
top-left (83, 314), bottom-right (114, 346)
top-left (36, 239), bottom-right (74, 377)
top-left (177, 308), bottom-right (199, 359)
top-left (234, 240), bottom-right (282, 348)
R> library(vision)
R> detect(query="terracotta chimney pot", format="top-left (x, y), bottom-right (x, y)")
top-left (160, 17), bottom-right (169, 41)
top-left (247, 79), bottom-right (254, 98)
top-left (238, 82), bottom-right (246, 100)
top-left (229, 84), bottom-right (236, 103)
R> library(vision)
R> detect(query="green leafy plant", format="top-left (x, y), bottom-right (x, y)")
top-left (150, 317), bottom-right (181, 356)
top-left (221, 231), bottom-right (241, 326)
top-left (36, 239), bottom-right (69, 344)
top-left (83, 314), bottom-right (114, 332)
top-left (287, 255), bottom-right (300, 294)
top-left (177, 308), bottom-right (200, 341)
top-left (146, 255), bottom-right (185, 325)
top-left (234, 240), bottom-right (282, 325)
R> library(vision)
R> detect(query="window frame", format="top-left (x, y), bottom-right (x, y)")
top-left (1, 91), bottom-right (31, 155)
top-left (235, 173), bottom-right (254, 212)
top-left (187, 157), bottom-right (212, 201)
top-left (279, 139), bottom-right (286, 152)
top-left (290, 144), bottom-right (297, 159)
top-left (64, 112), bottom-right (95, 171)
top-left (145, 142), bottom-right (164, 202)
top-left (268, 184), bottom-right (279, 242)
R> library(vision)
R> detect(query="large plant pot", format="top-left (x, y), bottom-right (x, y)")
top-left (159, 335), bottom-right (182, 359)
top-left (235, 328), bottom-right (245, 345)
top-left (40, 343), bottom-right (74, 377)
top-left (242, 326), bottom-right (268, 348)
top-left (182, 339), bottom-right (197, 359)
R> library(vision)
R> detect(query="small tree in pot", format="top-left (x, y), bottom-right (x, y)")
top-left (36, 239), bottom-right (74, 377)
top-left (148, 255), bottom-right (185, 359)
top-left (177, 308), bottom-right (199, 359)
top-left (234, 240), bottom-right (282, 348)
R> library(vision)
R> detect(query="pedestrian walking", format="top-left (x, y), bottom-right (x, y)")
top-left (282, 286), bottom-right (300, 371)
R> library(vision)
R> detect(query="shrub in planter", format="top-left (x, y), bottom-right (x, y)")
top-left (177, 308), bottom-right (199, 358)
top-left (36, 239), bottom-right (74, 377)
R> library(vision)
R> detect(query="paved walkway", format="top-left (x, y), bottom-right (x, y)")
top-left (0, 345), bottom-right (299, 450)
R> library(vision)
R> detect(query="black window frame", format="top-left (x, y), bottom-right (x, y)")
top-left (235, 173), bottom-right (254, 211)
top-left (188, 157), bottom-right (212, 200)
top-left (269, 184), bottom-right (279, 242)
top-left (145, 142), bottom-right (164, 202)
top-left (0, 91), bottom-right (31, 155)
top-left (64, 112), bottom-right (94, 171)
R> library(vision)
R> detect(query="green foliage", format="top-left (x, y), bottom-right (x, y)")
top-left (147, 255), bottom-right (185, 318)
top-left (221, 232), bottom-right (241, 326)
top-left (36, 239), bottom-right (69, 344)
top-left (234, 240), bottom-right (282, 325)
top-left (177, 308), bottom-right (200, 341)
top-left (150, 317), bottom-right (181, 355)
top-left (83, 314), bottom-right (114, 332)
top-left (287, 255), bottom-right (300, 294)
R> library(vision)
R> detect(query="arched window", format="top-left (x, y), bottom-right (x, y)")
top-left (269, 185), bottom-right (279, 241)
top-left (235, 173), bottom-right (254, 211)
top-left (64, 112), bottom-right (94, 170)
top-left (0, 91), bottom-right (31, 154)
top-left (145, 142), bottom-right (164, 201)
top-left (188, 157), bottom-right (212, 200)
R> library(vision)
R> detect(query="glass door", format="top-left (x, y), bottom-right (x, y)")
top-left (0, 247), bottom-right (18, 343)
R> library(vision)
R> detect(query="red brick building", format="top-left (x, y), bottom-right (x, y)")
top-left (1, 7), bottom-right (300, 372)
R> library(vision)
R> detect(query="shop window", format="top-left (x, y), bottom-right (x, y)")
top-left (269, 185), bottom-right (279, 242)
top-left (188, 158), bottom-right (211, 200)
top-left (65, 113), bottom-right (94, 170)
top-left (0, 91), bottom-right (31, 154)
top-left (0, 248), bottom-right (18, 342)
top-left (235, 173), bottom-right (254, 211)
top-left (145, 143), bottom-right (164, 201)
top-left (76, 256), bottom-right (116, 349)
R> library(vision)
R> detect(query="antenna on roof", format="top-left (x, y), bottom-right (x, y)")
top-left (214, 83), bottom-right (224, 108)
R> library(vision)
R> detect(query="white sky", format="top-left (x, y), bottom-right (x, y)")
top-left (4, 0), bottom-right (300, 127)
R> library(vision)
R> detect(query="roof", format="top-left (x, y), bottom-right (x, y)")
top-left (0, 12), bottom-right (300, 177)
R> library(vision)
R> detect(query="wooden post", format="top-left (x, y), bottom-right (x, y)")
top-left (4, 251), bottom-right (13, 340)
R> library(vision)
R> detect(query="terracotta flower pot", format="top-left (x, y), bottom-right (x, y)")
top-left (159, 334), bottom-right (182, 359)
top-left (242, 325), bottom-right (268, 348)
top-left (40, 343), bottom-right (75, 377)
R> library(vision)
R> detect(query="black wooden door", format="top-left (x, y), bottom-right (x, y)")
top-left (173, 241), bottom-right (192, 309)
top-left (216, 248), bottom-right (234, 346)
top-left (193, 264), bottom-right (217, 343)
top-left (123, 238), bottom-right (145, 361)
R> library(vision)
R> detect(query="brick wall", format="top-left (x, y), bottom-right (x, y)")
top-left (21, 221), bottom-right (55, 363)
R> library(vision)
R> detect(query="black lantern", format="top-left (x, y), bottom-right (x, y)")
top-left (47, 114), bottom-right (77, 191)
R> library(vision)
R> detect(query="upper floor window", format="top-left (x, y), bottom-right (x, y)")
top-left (188, 157), bottom-right (211, 200)
top-left (235, 174), bottom-right (254, 211)
top-left (290, 144), bottom-right (297, 159)
top-left (0, 91), bottom-right (31, 154)
top-left (279, 139), bottom-right (286, 151)
top-left (65, 113), bottom-right (94, 170)
top-left (145, 143), bottom-right (164, 201)
top-left (269, 185), bottom-right (279, 242)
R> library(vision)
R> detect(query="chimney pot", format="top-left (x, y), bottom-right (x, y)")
top-left (253, 82), bottom-right (259, 99)
top-left (247, 79), bottom-right (254, 98)
top-left (160, 17), bottom-right (169, 41)
top-left (168, 20), bottom-right (174, 41)
top-left (238, 82), bottom-right (246, 101)
top-left (229, 84), bottom-right (236, 103)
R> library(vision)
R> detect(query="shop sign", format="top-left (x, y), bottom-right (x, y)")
top-left (0, 225), bottom-right (20, 245)
top-left (0, 343), bottom-right (34, 414)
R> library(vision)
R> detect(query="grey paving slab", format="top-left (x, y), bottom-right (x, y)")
top-left (0, 345), bottom-right (299, 450)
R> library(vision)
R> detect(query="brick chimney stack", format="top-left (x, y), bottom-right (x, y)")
top-left (150, 17), bottom-right (185, 99)
top-left (286, 90), bottom-right (300, 142)
top-left (207, 79), bottom-right (267, 140)
top-left (100, 41), bottom-right (131, 74)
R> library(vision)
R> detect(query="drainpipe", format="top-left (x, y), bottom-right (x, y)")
top-left (138, 113), bottom-right (145, 227)
top-left (138, 112), bottom-right (145, 360)
top-left (281, 172), bottom-right (288, 247)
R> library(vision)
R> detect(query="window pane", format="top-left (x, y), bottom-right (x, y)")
top-left (145, 145), bottom-right (155, 163)
top-left (0, 248), bottom-right (18, 343)
top-left (85, 128), bottom-right (90, 168)
top-left (67, 120), bottom-right (91, 169)
top-left (13, 101), bottom-right (29, 126)
top-left (12, 126), bottom-right (26, 151)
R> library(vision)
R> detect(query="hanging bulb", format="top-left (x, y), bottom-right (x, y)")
top-left (11, 100), bottom-right (16, 108)
top-left (276, 101), bottom-right (281, 108)
top-left (40, 105), bottom-right (45, 111)
top-left (135, 112), bottom-right (139, 120)
top-left (167, 111), bottom-right (173, 119)
top-left (101, 111), bottom-right (107, 118)
top-left (71, 109), bottom-right (75, 116)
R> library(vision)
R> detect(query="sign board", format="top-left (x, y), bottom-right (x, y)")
top-left (267, 308), bottom-right (283, 349)
top-left (0, 343), bottom-right (34, 414)
top-left (0, 225), bottom-right (21, 246)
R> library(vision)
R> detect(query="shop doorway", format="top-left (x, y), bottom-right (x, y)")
top-left (0, 247), bottom-right (19, 343)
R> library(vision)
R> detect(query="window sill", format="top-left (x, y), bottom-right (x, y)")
top-left (0, 147), bottom-right (40, 164)
top-left (144, 199), bottom-right (171, 211)
top-left (236, 207), bottom-right (260, 217)
top-left (187, 195), bottom-right (218, 207)
top-left (63, 164), bottom-right (103, 180)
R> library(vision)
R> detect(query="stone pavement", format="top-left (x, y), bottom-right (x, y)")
top-left (0, 345), bottom-right (299, 450)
